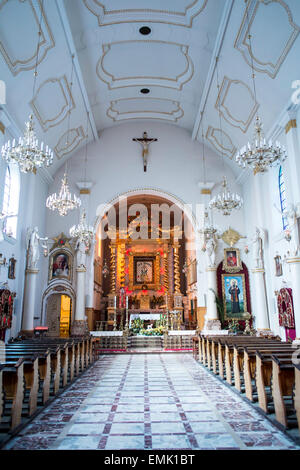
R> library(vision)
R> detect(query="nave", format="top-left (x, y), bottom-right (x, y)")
top-left (3, 354), bottom-right (299, 451)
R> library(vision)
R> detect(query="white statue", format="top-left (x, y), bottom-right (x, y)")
top-left (252, 227), bottom-right (264, 269)
top-left (205, 236), bottom-right (217, 267)
top-left (26, 226), bottom-right (48, 269)
top-left (286, 204), bottom-right (300, 256)
top-left (76, 238), bottom-right (88, 268)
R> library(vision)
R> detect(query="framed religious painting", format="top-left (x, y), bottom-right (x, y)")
top-left (274, 254), bottom-right (283, 277)
top-left (221, 273), bottom-right (249, 320)
top-left (134, 256), bottom-right (155, 285)
top-left (49, 250), bottom-right (72, 282)
top-left (222, 247), bottom-right (242, 273)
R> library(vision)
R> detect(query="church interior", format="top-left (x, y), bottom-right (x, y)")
top-left (0, 0), bottom-right (300, 453)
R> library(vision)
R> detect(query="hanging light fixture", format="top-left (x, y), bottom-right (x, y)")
top-left (209, 57), bottom-right (243, 216)
top-left (209, 176), bottom-right (243, 216)
top-left (69, 111), bottom-right (95, 245)
top-left (1, 0), bottom-right (53, 174)
top-left (46, 54), bottom-right (81, 216)
top-left (46, 172), bottom-right (81, 216)
top-left (235, 3), bottom-right (287, 174)
top-left (70, 209), bottom-right (94, 245)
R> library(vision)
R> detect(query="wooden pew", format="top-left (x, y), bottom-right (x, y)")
top-left (1, 358), bottom-right (24, 431)
top-left (271, 356), bottom-right (297, 429)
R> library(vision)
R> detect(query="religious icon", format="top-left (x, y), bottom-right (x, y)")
top-left (8, 255), bottom-right (17, 279)
top-left (134, 256), bottom-right (155, 285)
top-left (222, 273), bottom-right (248, 319)
top-left (274, 254), bottom-right (283, 277)
top-left (49, 251), bottom-right (72, 282)
top-left (223, 248), bottom-right (242, 273)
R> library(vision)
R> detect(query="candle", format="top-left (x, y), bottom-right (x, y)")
top-left (126, 296), bottom-right (128, 309)
top-left (114, 296), bottom-right (116, 308)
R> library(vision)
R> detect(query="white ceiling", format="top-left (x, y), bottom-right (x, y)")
top-left (0, 0), bottom-right (299, 177)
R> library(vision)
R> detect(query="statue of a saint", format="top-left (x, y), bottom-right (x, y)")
top-left (26, 227), bottom-right (48, 269)
top-left (76, 239), bottom-right (88, 268)
top-left (252, 227), bottom-right (263, 269)
top-left (205, 236), bottom-right (217, 267)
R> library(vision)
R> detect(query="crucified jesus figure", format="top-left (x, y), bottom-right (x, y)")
top-left (132, 131), bottom-right (157, 172)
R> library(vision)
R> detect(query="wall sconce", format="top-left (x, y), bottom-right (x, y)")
top-left (0, 254), bottom-right (7, 267)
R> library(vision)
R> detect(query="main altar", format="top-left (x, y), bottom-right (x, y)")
top-left (103, 218), bottom-right (185, 331)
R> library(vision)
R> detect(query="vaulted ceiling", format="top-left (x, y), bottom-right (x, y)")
top-left (0, 0), bottom-right (299, 177)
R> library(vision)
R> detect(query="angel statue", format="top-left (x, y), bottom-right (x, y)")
top-left (76, 238), bottom-right (88, 268)
top-left (251, 227), bottom-right (264, 269)
top-left (26, 227), bottom-right (49, 269)
top-left (205, 235), bottom-right (217, 267)
top-left (286, 203), bottom-right (300, 256)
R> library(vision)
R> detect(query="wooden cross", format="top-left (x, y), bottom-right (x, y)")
top-left (132, 131), bottom-right (158, 172)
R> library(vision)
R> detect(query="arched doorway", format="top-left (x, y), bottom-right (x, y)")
top-left (93, 190), bottom-right (199, 331)
top-left (44, 293), bottom-right (73, 337)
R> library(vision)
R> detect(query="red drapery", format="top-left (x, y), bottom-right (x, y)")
top-left (277, 287), bottom-right (295, 329)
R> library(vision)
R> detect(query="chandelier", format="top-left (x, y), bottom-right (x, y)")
top-left (209, 176), bottom-right (243, 216)
top-left (1, 1), bottom-right (53, 174)
top-left (69, 209), bottom-right (94, 245)
top-left (236, 115), bottom-right (287, 174)
top-left (46, 173), bottom-right (81, 216)
top-left (236, 3), bottom-right (287, 174)
top-left (1, 115), bottom-right (53, 173)
top-left (199, 210), bottom-right (219, 239)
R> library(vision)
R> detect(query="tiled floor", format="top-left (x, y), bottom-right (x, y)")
top-left (3, 354), bottom-right (299, 450)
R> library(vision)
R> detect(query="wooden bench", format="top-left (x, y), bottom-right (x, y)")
top-left (271, 355), bottom-right (298, 430)
top-left (1, 358), bottom-right (24, 431)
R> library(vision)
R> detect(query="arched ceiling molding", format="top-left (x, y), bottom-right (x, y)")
top-left (215, 75), bottom-right (259, 133)
top-left (54, 126), bottom-right (86, 160)
top-left (107, 98), bottom-right (184, 122)
top-left (96, 41), bottom-right (194, 90)
top-left (234, 0), bottom-right (300, 79)
top-left (94, 187), bottom-right (200, 235)
top-left (205, 125), bottom-right (237, 160)
top-left (82, 0), bottom-right (208, 27)
top-left (30, 76), bottom-right (75, 132)
top-left (0, 0), bottom-right (55, 76)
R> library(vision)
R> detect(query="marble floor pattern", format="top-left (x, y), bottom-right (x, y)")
top-left (3, 353), bottom-right (299, 451)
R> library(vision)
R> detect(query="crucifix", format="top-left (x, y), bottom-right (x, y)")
top-left (132, 131), bottom-right (158, 172)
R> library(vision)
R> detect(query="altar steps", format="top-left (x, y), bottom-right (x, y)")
top-left (128, 336), bottom-right (163, 350)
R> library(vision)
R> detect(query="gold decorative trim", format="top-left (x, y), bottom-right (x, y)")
top-left (107, 98), bottom-right (184, 122)
top-left (128, 251), bottom-right (160, 291)
top-left (30, 76), bottom-right (75, 132)
top-left (0, 0), bottom-right (55, 76)
top-left (222, 248), bottom-right (242, 273)
top-left (54, 126), bottom-right (86, 160)
top-left (201, 189), bottom-right (211, 195)
top-left (285, 119), bottom-right (297, 134)
top-left (206, 126), bottom-right (237, 160)
top-left (96, 40), bottom-right (194, 91)
top-left (221, 272), bottom-right (248, 320)
top-left (221, 228), bottom-right (245, 247)
top-left (215, 75), bottom-right (259, 133)
top-left (80, 189), bottom-right (90, 195)
top-left (0, 121), bottom-right (4, 134)
top-left (234, 0), bottom-right (300, 79)
top-left (83, 0), bottom-right (208, 28)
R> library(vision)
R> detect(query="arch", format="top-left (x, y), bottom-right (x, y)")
top-left (41, 280), bottom-right (76, 328)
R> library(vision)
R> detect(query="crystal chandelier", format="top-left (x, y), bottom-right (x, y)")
top-left (236, 115), bottom-right (287, 174)
top-left (199, 210), bottom-right (219, 239)
top-left (46, 173), bottom-right (81, 216)
top-left (70, 209), bottom-right (94, 245)
top-left (1, 115), bottom-right (53, 173)
top-left (236, 3), bottom-right (287, 174)
top-left (1, 1), bottom-right (53, 174)
top-left (209, 176), bottom-right (243, 216)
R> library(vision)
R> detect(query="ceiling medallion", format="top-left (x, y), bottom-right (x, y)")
top-left (209, 176), bottom-right (243, 216)
top-left (46, 173), bottom-right (81, 217)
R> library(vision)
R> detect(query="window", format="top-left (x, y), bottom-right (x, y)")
top-left (278, 166), bottom-right (288, 231)
top-left (2, 164), bottom-right (20, 238)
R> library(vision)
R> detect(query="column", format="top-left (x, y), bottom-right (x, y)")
top-left (21, 268), bottom-right (39, 335)
top-left (71, 266), bottom-right (88, 336)
top-left (85, 239), bottom-right (96, 331)
top-left (284, 115), bottom-right (300, 203)
top-left (203, 266), bottom-right (221, 330)
top-left (251, 268), bottom-right (270, 334)
top-left (286, 257), bottom-right (300, 343)
top-left (107, 242), bottom-right (117, 328)
top-left (173, 242), bottom-right (183, 322)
